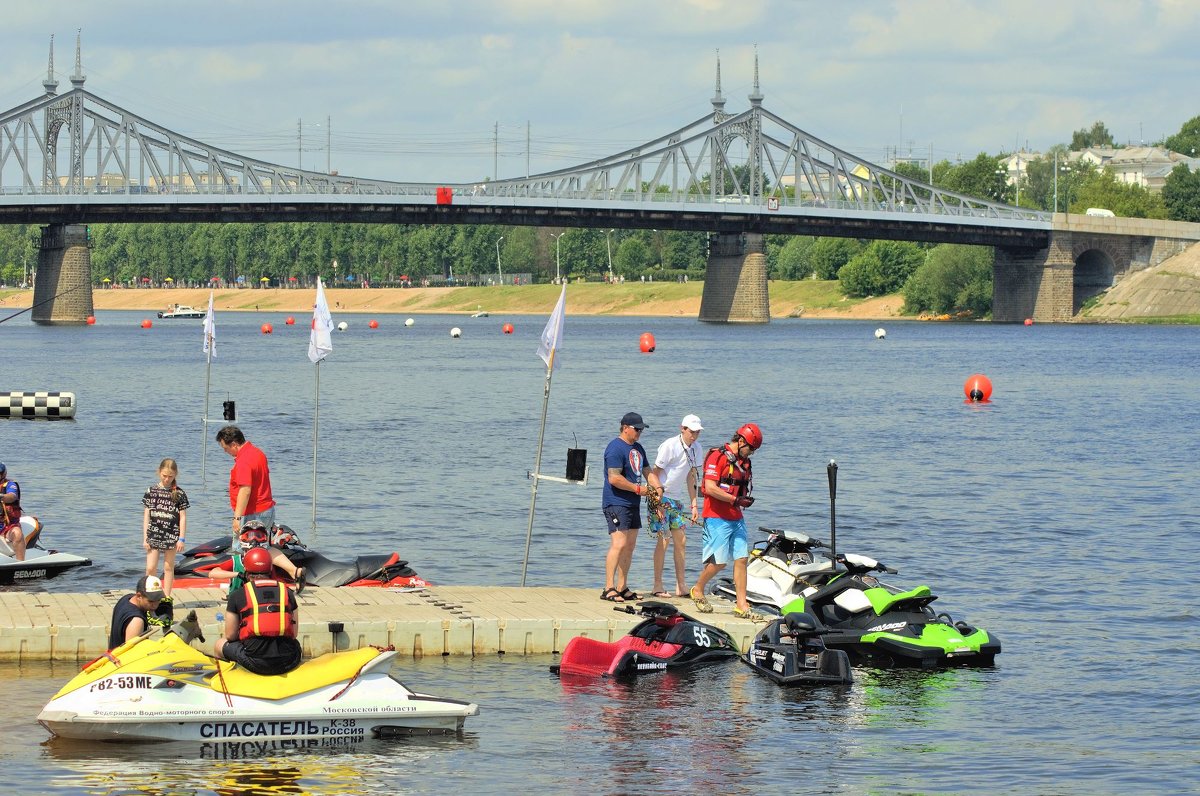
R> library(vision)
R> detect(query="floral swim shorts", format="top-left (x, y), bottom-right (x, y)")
top-left (647, 496), bottom-right (687, 537)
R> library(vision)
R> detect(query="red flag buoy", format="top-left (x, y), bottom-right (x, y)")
top-left (369, 320), bottom-right (379, 329)
top-left (502, 323), bottom-right (514, 335)
top-left (1024, 318), bottom-right (1033, 326)
top-left (285, 316), bottom-right (295, 325)
top-left (261, 323), bottom-right (273, 334)
top-left (141, 319), bottom-right (152, 329)
top-left (86, 315), bottom-right (96, 325)
top-left (639, 332), bottom-right (656, 353)
top-left (964, 373), bottom-right (992, 403)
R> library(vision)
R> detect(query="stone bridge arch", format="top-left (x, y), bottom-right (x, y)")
top-left (1071, 238), bottom-right (1121, 314)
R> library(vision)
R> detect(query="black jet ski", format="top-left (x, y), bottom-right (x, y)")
top-left (173, 526), bottom-right (428, 590)
top-left (743, 611), bottom-right (853, 686)
top-left (551, 601), bottom-right (739, 679)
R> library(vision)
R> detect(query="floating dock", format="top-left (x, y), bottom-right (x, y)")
top-left (0, 586), bottom-right (764, 662)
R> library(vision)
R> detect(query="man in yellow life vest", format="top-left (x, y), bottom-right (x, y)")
top-left (214, 546), bottom-right (302, 675)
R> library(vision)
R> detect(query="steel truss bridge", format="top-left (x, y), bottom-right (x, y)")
top-left (0, 44), bottom-right (1050, 249)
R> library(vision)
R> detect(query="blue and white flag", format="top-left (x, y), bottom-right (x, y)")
top-left (308, 277), bottom-right (334, 364)
top-left (202, 290), bottom-right (216, 358)
top-left (537, 284), bottom-right (566, 370)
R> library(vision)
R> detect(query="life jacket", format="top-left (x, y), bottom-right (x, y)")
top-left (705, 445), bottom-right (753, 498)
top-left (0, 481), bottom-right (21, 529)
top-left (236, 579), bottom-right (298, 641)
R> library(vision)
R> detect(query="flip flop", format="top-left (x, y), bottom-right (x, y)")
top-left (600, 587), bottom-right (624, 603)
top-left (650, 590), bottom-right (674, 598)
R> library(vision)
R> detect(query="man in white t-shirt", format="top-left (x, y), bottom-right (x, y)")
top-left (647, 414), bottom-right (704, 597)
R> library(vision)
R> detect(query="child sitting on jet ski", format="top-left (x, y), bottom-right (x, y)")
top-left (214, 546), bottom-right (302, 675)
top-left (208, 522), bottom-right (305, 592)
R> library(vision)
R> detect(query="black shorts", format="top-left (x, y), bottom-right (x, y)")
top-left (222, 636), bottom-right (302, 676)
top-left (603, 505), bottom-right (641, 533)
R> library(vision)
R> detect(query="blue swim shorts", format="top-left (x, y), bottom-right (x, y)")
top-left (647, 496), bottom-right (687, 537)
top-left (603, 505), bottom-right (641, 533)
top-left (700, 517), bottom-right (748, 566)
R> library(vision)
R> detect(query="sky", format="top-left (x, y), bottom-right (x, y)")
top-left (2, 0), bottom-right (1198, 183)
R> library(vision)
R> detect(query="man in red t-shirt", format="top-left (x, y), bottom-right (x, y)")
top-left (216, 425), bottom-right (276, 536)
top-left (688, 423), bottom-right (767, 622)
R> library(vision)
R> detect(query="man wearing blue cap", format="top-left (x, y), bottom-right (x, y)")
top-left (600, 412), bottom-right (663, 602)
top-left (0, 463), bottom-right (26, 561)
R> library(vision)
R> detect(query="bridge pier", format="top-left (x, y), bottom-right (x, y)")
top-left (699, 232), bottom-right (770, 323)
top-left (993, 237), bottom-right (1075, 323)
top-left (32, 224), bottom-right (93, 325)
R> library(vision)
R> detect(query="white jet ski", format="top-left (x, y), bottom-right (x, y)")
top-left (39, 631), bottom-right (479, 742)
top-left (0, 516), bottom-right (92, 585)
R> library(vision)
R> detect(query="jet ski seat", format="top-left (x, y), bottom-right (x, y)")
top-left (214, 646), bottom-right (395, 700)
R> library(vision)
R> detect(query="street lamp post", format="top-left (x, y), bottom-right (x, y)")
top-left (495, 236), bottom-right (505, 283)
top-left (550, 232), bottom-right (565, 283)
top-left (332, 258), bottom-right (338, 287)
top-left (1059, 165), bottom-right (1071, 214)
top-left (604, 229), bottom-right (615, 281)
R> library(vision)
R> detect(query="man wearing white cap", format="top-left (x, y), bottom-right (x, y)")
top-left (108, 575), bottom-right (166, 650)
top-left (647, 415), bottom-right (704, 598)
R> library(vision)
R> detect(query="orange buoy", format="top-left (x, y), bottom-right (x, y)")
top-left (369, 320), bottom-right (379, 329)
top-left (502, 323), bottom-right (514, 334)
top-left (1024, 318), bottom-right (1034, 326)
top-left (285, 316), bottom-right (295, 325)
top-left (86, 315), bottom-right (96, 325)
top-left (639, 332), bottom-right (656, 354)
top-left (964, 373), bottom-right (992, 403)
top-left (261, 323), bottom-right (273, 334)
top-left (141, 319), bottom-right (152, 329)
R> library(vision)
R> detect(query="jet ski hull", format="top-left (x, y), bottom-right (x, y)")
top-left (38, 634), bottom-right (477, 742)
top-left (0, 549), bottom-right (92, 584)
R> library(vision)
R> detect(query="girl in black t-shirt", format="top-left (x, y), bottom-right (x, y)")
top-left (142, 458), bottom-right (189, 598)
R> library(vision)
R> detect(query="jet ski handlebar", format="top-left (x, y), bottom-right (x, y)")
top-left (613, 600), bottom-right (680, 619)
top-left (758, 526), bottom-right (826, 548)
top-left (836, 552), bottom-right (899, 575)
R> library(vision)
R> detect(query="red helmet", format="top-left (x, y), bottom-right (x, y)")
top-left (736, 423), bottom-right (763, 450)
top-left (243, 546), bottom-right (273, 575)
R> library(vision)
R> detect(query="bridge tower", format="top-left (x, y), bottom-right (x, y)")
top-left (699, 50), bottom-right (771, 323)
top-left (32, 34), bottom-right (93, 325)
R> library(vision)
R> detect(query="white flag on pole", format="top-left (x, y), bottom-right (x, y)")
top-left (202, 290), bottom-right (216, 357)
top-left (308, 277), bottom-right (334, 363)
top-left (537, 284), bottom-right (566, 369)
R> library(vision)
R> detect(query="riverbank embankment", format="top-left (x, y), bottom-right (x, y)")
top-left (0, 282), bottom-right (905, 319)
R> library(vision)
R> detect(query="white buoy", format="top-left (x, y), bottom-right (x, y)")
top-left (874, 328), bottom-right (886, 339)
top-left (450, 327), bottom-right (462, 338)
top-left (337, 321), bottom-right (348, 332)
top-left (404, 318), bottom-right (415, 327)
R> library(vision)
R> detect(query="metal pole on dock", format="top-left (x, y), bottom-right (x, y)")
top-left (522, 357), bottom-right (554, 587)
top-left (201, 291), bottom-right (215, 483)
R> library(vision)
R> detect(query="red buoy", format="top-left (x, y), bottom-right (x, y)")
top-left (964, 373), bottom-right (992, 403)
top-left (141, 319), bottom-right (152, 329)
top-left (502, 323), bottom-right (514, 334)
top-left (86, 315), bottom-right (96, 325)
top-left (369, 319), bottom-right (379, 329)
top-left (285, 316), bottom-right (295, 325)
top-left (1024, 318), bottom-right (1034, 326)
top-left (639, 332), bottom-right (656, 354)
top-left (261, 323), bottom-right (273, 334)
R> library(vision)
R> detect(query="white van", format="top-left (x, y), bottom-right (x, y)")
top-left (1085, 207), bottom-right (1115, 217)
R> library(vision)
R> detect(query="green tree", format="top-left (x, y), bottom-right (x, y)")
top-left (940, 153), bottom-right (1008, 202)
top-left (810, 237), bottom-right (864, 280)
top-left (774, 236), bottom-right (817, 280)
top-left (1162, 164), bottom-right (1200, 222)
top-left (614, 236), bottom-right (651, 276)
top-left (903, 244), bottom-right (993, 316)
top-left (1164, 115), bottom-right (1200, 158)
top-left (1071, 121), bottom-right (1114, 150)
top-left (838, 240), bottom-right (924, 297)
top-left (1072, 168), bottom-right (1167, 219)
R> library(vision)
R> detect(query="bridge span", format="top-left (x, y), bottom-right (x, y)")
top-left (3, 40), bottom-right (1198, 323)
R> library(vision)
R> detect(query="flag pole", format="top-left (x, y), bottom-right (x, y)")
top-left (522, 351), bottom-right (555, 587)
top-left (312, 360), bottom-right (320, 545)
top-left (201, 290), bottom-right (216, 484)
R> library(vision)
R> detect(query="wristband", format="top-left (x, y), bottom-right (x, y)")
top-left (234, 515), bottom-right (243, 521)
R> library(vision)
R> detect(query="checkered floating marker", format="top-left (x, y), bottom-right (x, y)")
top-left (0, 391), bottom-right (77, 419)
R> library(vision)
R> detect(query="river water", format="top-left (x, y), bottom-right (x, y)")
top-left (2, 309), bottom-right (1197, 794)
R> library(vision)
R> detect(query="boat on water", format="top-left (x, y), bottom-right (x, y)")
top-left (39, 631), bottom-right (479, 742)
top-left (0, 516), bottom-right (92, 585)
top-left (470, 310), bottom-right (489, 318)
top-left (157, 305), bottom-right (207, 319)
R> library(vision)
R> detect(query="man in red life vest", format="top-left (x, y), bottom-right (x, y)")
top-left (215, 546), bottom-right (302, 675)
top-left (688, 423), bottom-right (769, 622)
top-left (1, 462), bottom-right (28, 561)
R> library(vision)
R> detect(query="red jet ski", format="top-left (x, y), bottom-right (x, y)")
top-left (172, 525), bottom-right (429, 590)
top-left (551, 601), bottom-right (739, 679)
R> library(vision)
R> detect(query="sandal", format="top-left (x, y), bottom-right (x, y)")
top-left (618, 588), bottom-right (640, 602)
top-left (294, 567), bottom-right (306, 594)
top-left (600, 587), bottom-right (624, 603)
top-left (650, 590), bottom-right (674, 598)
top-left (689, 588), bottom-right (714, 613)
top-left (733, 607), bottom-right (769, 622)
